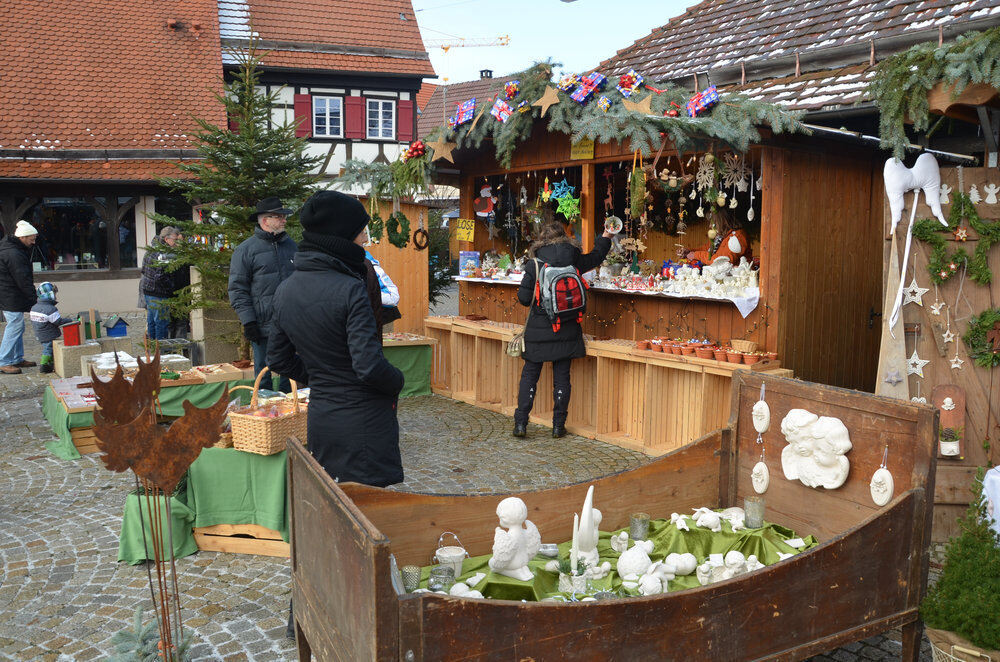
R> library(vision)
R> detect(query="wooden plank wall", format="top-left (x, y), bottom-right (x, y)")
top-left (771, 142), bottom-right (884, 392)
top-left (887, 167), bottom-right (1000, 540)
top-left (362, 198), bottom-right (430, 335)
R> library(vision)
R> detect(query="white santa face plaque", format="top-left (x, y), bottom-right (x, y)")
top-left (751, 461), bottom-right (770, 494)
top-left (870, 467), bottom-right (894, 507)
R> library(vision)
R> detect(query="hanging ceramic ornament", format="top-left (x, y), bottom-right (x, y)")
top-left (950, 355), bottom-right (964, 370)
top-left (939, 183), bottom-right (952, 205)
top-left (903, 277), bottom-right (928, 306)
top-left (984, 183), bottom-right (999, 204)
top-left (969, 184), bottom-right (982, 205)
top-left (942, 313), bottom-right (955, 344)
top-left (869, 446), bottom-right (894, 507)
top-left (747, 162), bottom-right (756, 222)
top-left (750, 383), bottom-right (770, 494)
top-left (929, 285), bottom-right (943, 315)
top-left (906, 349), bottom-right (929, 377)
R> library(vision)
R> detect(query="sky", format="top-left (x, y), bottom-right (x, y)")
top-left (410, 0), bottom-right (691, 84)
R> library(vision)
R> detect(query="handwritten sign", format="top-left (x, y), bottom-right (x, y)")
top-left (455, 217), bottom-right (476, 242)
top-left (570, 139), bottom-right (595, 160)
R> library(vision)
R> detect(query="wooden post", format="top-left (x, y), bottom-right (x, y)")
top-left (88, 308), bottom-right (98, 340)
top-left (581, 162), bottom-right (596, 253)
top-left (459, 174), bottom-right (475, 253)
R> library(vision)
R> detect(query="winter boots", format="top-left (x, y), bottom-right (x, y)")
top-left (40, 356), bottom-right (53, 374)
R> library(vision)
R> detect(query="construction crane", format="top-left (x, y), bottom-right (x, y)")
top-left (424, 35), bottom-right (510, 52)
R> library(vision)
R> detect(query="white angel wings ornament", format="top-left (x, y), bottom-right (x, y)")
top-left (489, 497), bottom-right (541, 581)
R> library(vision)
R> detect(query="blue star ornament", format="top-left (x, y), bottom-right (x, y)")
top-left (551, 178), bottom-right (575, 200)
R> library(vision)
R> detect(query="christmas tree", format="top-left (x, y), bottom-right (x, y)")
top-left (150, 38), bottom-right (321, 353)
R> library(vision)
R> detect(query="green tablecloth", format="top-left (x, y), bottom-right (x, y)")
top-left (418, 515), bottom-right (818, 601)
top-left (118, 489), bottom-right (197, 565)
top-left (384, 344), bottom-right (432, 398)
top-left (117, 448), bottom-right (288, 564)
top-left (43, 379), bottom-right (255, 460)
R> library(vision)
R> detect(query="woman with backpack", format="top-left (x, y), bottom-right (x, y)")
top-left (513, 221), bottom-right (613, 438)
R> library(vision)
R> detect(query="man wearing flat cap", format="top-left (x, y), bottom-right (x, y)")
top-left (228, 198), bottom-right (297, 389)
top-left (0, 221), bottom-right (40, 374)
top-left (267, 190), bottom-right (405, 487)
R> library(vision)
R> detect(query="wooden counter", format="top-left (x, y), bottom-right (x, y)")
top-left (425, 315), bottom-right (791, 455)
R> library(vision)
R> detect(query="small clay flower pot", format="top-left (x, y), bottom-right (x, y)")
top-left (713, 349), bottom-right (728, 361)
top-left (681, 345), bottom-right (696, 356)
top-left (695, 347), bottom-right (714, 359)
top-left (743, 353), bottom-right (761, 365)
top-left (764, 352), bottom-right (778, 361)
top-left (651, 343), bottom-right (664, 352)
top-left (671, 344), bottom-right (683, 355)
top-left (636, 340), bottom-right (651, 350)
top-left (726, 350), bottom-right (743, 364)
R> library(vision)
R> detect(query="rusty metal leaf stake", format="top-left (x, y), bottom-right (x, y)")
top-left (91, 350), bottom-right (229, 661)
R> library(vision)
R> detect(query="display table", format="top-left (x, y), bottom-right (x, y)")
top-left (425, 315), bottom-right (791, 455)
top-left (43, 378), bottom-right (255, 460)
top-left (118, 448), bottom-right (289, 564)
top-left (383, 332), bottom-right (436, 398)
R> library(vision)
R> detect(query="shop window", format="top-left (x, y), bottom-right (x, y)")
top-left (24, 197), bottom-right (107, 271)
top-left (117, 201), bottom-right (137, 269)
top-left (154, 195), bottom-right (193, 236)
top-left (367, 99), bottom-right (395, 140)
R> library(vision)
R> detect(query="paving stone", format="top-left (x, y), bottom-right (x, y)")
top-left (0, 316), bottom-right (939, 660)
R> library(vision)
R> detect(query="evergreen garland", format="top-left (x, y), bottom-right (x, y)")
top-left (429, 63), bottom-right (806, 168)
top-left (386, 212), bottom-right (411, 249)
top-left (962, 307), bottom-right (1000, 368)
top-left (912, 218), bottom-right (967, 285)
top-left (912, 193), bottom-right (1000, 285)
top-left (868, 25), bottom-right (1000, 160)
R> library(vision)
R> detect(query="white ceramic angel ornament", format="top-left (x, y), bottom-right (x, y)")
top-left (780, 410), bottom-right (853, 490)
top-left (869, 445), bottom-right (895, 507)
top-left (984, 183), bottom-right (999, 205)
top-left (939, 183), bottom-right (952, 205)
top-left (488, 497), bottom-right (541, 581)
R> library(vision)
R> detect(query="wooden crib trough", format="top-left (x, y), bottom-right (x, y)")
top-left (287, 372), bottom-right (937, 661)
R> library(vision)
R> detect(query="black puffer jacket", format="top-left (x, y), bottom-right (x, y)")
top-left (268, 249), bottom-right (405, 487)
top-left (517, 236), bottom-right (611, 363)
top-left (0, 236), bottom-right (37, 312)
top-left (228, 228), bottom-right (297, 336)
top-left (139, 238), bottom-right (177, 298)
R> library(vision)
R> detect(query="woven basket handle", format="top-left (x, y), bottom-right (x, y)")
top-left (252, 366), bottom-right (300, 412)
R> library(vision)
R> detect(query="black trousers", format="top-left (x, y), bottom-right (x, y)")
top-left (514, 358), bottom-right (572, 427)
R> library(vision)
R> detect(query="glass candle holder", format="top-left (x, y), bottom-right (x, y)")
top-left (427, 565), bottom-right (455, 592)
top-left (630, 512), bottom-right (650, 541)
top-left (401, 565), bottom-right (422, 593)
top-left (744, 495), bottom-right (766, 529)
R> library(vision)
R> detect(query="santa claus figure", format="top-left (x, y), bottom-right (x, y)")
top-left (474, 184), bottom-right (497, 220)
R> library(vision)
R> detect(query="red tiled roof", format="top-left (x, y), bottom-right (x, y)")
top-left (258, 50), bottom-right (434, 76)
top-left (601, 0), bottom-right (1000, 84)
top-left (0, 0), bottom-right (225, 151)
top-left (0, 159), bottom-right (199, 182)
top-left (416, 83), bottom-right (438, 112)
top-left (417, 74), bottom-right (518, 138)
top-left (219, 0), bottom-right (434, 77)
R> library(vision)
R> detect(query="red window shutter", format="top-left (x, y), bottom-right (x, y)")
top-left (397, 99), bottom-right (414, 142)
top-left (227, 112), bottom-right (240, 133)
top-left (344, 96), bottom-right (365, 139)
top-left (293, 94), bottom-right (312, 138)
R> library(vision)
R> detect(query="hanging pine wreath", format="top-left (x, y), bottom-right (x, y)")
top-left (912, 218), bottom-right (967, 284)
top-left (962, 307), bottom-right (1000, 368)
top-left (386, 212), bottom-right (411, 248)
top-left (413, 227), bottom-right (430, 250)
top-left (369, 213), bottom-right (384, 243)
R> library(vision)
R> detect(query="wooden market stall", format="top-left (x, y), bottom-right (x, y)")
top-left (429, 123), bottom-right (886, 454)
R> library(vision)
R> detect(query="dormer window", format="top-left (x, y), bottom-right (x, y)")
top-left (367, 99), bottom-right (395, 140)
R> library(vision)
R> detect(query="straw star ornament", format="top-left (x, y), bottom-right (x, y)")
top-left (902, 278), bottom-right (928, 306)
top-left (622, 94), bottom-right (653, 114)
top-left (532, 86), bottom-right (560, 117)
top-left (428, 136), bottom-right (457, 163)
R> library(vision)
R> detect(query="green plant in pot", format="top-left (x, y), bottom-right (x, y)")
top-left (920, 467), bottom-right (1000, 659)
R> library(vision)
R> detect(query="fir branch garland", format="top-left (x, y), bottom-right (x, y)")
top-left (912, 218), bottom-right (967, 284)
top-left (428, 63), bottom-right (807, 169)
top-left (962, 307), bottom-right (1000, 368)
top-left (913, 193), bottom-right (1000, 285)
top-left (868, 25), bottom-right (1000, 160)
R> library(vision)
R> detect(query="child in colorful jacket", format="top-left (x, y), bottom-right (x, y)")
top-left (29, 282), bottom-right (73, 373)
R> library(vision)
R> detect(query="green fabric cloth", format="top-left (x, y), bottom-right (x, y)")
top-left (417, 514), bottom-right (817, 601)
top-left (185, 448), bottom-right (289, 542)
top-left (117, 489), bottom-right (197, 565)
top-left (43, 379), bottom-right (255, 460)
top-left (383, 344), bottom-right (432, 398)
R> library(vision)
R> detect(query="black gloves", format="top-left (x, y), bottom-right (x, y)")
top-left (243, 321), bottom-right (264, 344)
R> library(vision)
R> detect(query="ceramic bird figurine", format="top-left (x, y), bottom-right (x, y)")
top-left (616, 539), bottom-right (655, 578)
top-left (489, 497), bottom-right (541, 581)
top-left (693, 507), bottom-right (723, 532)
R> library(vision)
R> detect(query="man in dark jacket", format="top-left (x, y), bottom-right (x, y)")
top-left (140, 227), bottom-right (180, 340)
top-left (268, 190), bottom-right (405, 487)
top-left (513, 222), bottom-right (612, 438)
top-left (0, 221), bottom-right (40, 374)
top-left (228, 198), bottom-right (297, 390)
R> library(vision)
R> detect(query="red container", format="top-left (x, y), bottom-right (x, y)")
top-left (713, 349), bottom-right (728, 361)
top-left (61, 321), bottom-right (82, 347)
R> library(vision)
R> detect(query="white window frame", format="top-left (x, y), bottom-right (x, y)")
top-left (366, 98), bottom-right (395, 140)
top-left (312, 96), bottom-right (343, 138)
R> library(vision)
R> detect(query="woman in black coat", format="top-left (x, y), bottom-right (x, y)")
top-left (267, 191), bottom-right (404, 487)
top-left (513, 221), bottom-right (612, 438)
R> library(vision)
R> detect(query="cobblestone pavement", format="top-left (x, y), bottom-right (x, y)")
top-left (0, 318), bottom-right (938, 660)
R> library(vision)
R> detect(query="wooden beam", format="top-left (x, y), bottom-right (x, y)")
top-left (580, 162), bottom-right (595, 253)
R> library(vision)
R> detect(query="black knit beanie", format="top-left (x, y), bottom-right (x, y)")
top-left (299, 191), bottom-right (370, 241)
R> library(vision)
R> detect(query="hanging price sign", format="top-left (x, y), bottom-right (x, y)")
top-left (455, 218), bottom-right (476, 242)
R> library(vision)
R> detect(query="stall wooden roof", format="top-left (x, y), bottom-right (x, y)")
top-left (417, 73), bottom-right (518, 138)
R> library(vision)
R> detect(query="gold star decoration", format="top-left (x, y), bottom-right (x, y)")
top-left (427, 136), bottom-right (457, 163)
top-left (622, 94), bottom-right (653, 114)
top-left (469, 106), bottom-right (486, 132)
top-left (532, 86), bottom-right (561, 118)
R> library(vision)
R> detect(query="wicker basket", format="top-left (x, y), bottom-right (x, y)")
top-left (730, 339), bottom-right (758, 353)
top-left (229, 367), bottom-right (307, 456)
top-left (213, 431), bottom-right (233, 448)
